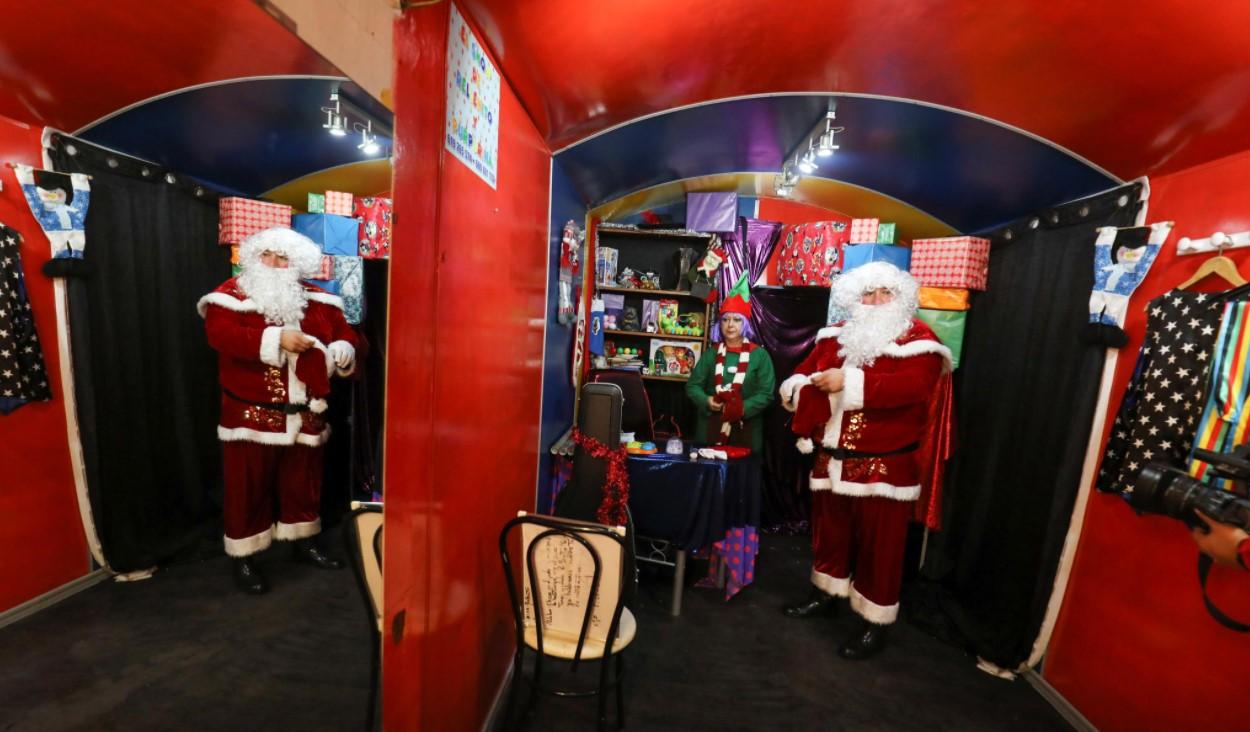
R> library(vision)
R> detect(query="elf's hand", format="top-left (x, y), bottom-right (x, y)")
top-left (707, 396), bottom-right (724, 412)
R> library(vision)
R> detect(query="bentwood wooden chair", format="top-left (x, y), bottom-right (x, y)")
top-left (344, 501), bottom-right (383, 732)
top-left (499, 512), bottom-right (636, 731)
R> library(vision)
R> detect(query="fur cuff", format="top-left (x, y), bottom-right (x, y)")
top-left (309, 398), bottom-right (328, 414)
top-left (811, 568), bottom-right (850, 597)
top-left (796, 437), bottom-right (814, 454)
top-left (275, 518), bottom-right (322, 541)
top-left (840, 367), bottom-right (865, 411)
top-left (779, 373), bottom-right (810, 412)
top-left (260, 327), bottom-right (286, 367)
top-left (850, 584), bottom-right (899, 624)
top-left (224, 526), bottom-right (274, 557)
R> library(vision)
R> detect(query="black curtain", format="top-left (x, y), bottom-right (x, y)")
top-left (49, 135), bottom-right (229, 572)
top-left (920, 182), bottom-right (1144, 667)
top-left (750, 286), bottom-right (830, 527)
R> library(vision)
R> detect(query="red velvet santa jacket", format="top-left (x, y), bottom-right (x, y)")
top-left (779, 319), bottom-right (950, 500)
top-left (198, 278), bottom-right (362, 447)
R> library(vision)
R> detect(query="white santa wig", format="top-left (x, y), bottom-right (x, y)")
top-left (238, 226), bottom-right (324, 279)
top-left (829, 261), bottom-right (919, 318)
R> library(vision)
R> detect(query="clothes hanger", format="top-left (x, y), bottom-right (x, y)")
top-left (1178, 236), bottom-right (1248, 290)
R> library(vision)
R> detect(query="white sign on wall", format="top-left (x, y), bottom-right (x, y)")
top-left (445, 4), bottom-right (500, 188)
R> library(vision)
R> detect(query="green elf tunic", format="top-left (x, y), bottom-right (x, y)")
top-left (685, 341), bottom-right (776, 452)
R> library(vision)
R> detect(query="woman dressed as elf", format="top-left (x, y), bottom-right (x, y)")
top-left (686, 273), bottom-right (776, 452)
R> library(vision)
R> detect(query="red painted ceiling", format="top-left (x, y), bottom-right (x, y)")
top-left (461, 0), bottom-right (1250, 178)
top-left (0, 0), bottom-right (339, 132)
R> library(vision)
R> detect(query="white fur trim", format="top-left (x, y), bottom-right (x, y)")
top-left (306, 291), bottom-right (345, 311)
top-left (821, 392), bottom-right (845, 449)
top-left (833, 480), bottom-right (921, 501)
top-left (809, 475), bottom-right (833, 491)
top-left (260, 327), bottom-right (285, 367)
top-left (850, 584), bottom-right (899, 624)
top-left (882, 338), bottom-right (953, 372)
top-left (217, 424), bottom-right (331, 447)
top-left (224, 526), bottom-right (274, 557)
top-left (796, 437), bottom-right (814, 454)
top-left (778, 373), bottom-right (810, 412)
top-left (811, 568), bottom-right (849, 597)
top-left (275, 518), bottom-right (322, 541)
top-left (840, 367), bottom-right (865, 411)
top-left (815, 325), bottom-right (842, 342)
top-left (197, 291), bottom-right (259, 317)
top-left (309, 398), bottom-right (328, 414)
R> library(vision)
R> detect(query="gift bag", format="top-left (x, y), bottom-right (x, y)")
top-left (353, 196), bottom-right (393, 259)
top-left (773, 221), bottom-right (848, 287)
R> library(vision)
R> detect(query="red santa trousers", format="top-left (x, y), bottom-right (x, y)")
top-left (222, 441), bottom-right (324, 557)
top-left (810, 491), bottom-right (913, 625)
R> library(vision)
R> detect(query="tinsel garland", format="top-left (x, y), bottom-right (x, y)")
top-left (571, 428), bottom-right (631, 526)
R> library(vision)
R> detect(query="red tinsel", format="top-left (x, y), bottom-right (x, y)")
top-left (571, 428), bottom-right (631, 527)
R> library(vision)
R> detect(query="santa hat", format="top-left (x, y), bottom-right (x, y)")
top-left (829, 262), bottom-right (919, 317)
top-left (238, 227), bottom-right (323, 279)
top-left (719, 271), bottom-right (752, 319)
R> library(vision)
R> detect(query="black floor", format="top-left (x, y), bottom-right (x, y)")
top-left (0, 534), bottom-right (1070, 732)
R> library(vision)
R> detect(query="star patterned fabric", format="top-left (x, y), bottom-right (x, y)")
top-left (1097, 290), bottom-right (1224, 494)
top-left (0, 223), bottom-right (53, 414)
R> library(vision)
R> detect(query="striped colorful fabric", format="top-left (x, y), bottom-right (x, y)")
top-left (1189, 301), bottom-right (1250, 486)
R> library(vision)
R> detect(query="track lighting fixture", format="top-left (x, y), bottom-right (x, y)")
top-left (322, 91), bottom-right (347, 137)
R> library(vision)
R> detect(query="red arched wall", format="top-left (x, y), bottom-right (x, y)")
top-left (0, 115), bottom-right (90, 612)
top-left (1044, 150), bottom-right (1250, 730)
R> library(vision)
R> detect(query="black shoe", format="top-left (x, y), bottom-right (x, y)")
top-left (233, 558), bottom-right (268, 595)
top-left (293, 538), bottom-right (345, 570)
top-left (838, 622), bottom-right (887, 660)
top-left (782, 588), bottom-right (837, 619)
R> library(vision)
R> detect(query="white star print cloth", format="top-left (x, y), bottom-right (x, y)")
top-left (0, 223), bottom-right (53, 414)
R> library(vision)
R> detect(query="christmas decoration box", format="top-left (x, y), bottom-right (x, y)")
top-left (314, 255), bottom-right (335, 281)
top-left (307, 193), bottom-right (325, 213)
top-left (333, 255), bottom-right (366, 325)
top-left (910, 236), bottom-right (991, 290)
top-left (218, 197), bottom-right (293, 245)
top-left (841, 243), bottom-right (911, 272)
top-left (649, 338), bottom-right (701, 377)
top-left (918, 286), bottom-right (970, 311)
top-left (916, 308), bottom-right (966, 369)
top-left (324, 191), bottom-right (354, 217)
top-left (876, 222), bottom-right (897, 244)
top-left (353, 196), bottom-right (392, 259)
top-left (773, 220), bottom-right (849, 287)
top-left (307, 278), bottom-right (342, 296)
top-left (292, 213), bottom-right (359, 256)
top-left (685, 192), bottom-right (739, 233)
top-left (849, 217), bottom-right (879, 244)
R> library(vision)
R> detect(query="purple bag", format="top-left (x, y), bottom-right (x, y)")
top-left (686, 192), bottom-right (739, 233)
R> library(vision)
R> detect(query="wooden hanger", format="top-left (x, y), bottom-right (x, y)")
top-left (1178, 243), bottom-right (1248, 290)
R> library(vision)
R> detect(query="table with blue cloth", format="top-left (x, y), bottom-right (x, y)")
top-left (626, 451), bottom-right (762, 616)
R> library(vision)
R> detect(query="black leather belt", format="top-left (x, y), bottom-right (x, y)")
top-left (224, 388), bottom-right (310, 414)
top-left (821, 442), bottom-right (919, 460)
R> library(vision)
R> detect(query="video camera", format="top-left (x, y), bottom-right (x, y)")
top-left (1133, 446), bottom-right (1250, 532)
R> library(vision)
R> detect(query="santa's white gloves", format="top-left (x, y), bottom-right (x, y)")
top-left (328, 341), bottom-right (356, 370)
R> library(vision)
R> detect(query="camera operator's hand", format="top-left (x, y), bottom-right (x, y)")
top-left (1192, 510), bottom-right (1250, 569)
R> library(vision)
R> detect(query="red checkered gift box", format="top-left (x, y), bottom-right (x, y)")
top-left (849, 218), bottom-right (879, 244)
top-left (314, 255), bottom-right (334, 280)
top-left (910, 236), bottom-right (991, 290)
top-left (324, 191), bottom-right (354, 216)
top-left (218, 197), bottom-right (292, 245)
top-left (772, 220), bottom-right (849, 287)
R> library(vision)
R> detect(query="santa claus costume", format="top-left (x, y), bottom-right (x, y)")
top-left (198, 227), bottom-right (362, 593)
top-left (778, 262), bottom-right (950, 659)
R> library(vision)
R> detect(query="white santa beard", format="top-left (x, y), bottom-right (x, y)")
top-left (838, 299), bottom-right (913, 367)
top-left (239, 265), bottom-right (309, 326)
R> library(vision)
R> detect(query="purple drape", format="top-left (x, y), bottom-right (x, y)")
top-left (712, 217), bottom-right (783, 343)
top-left (749, 286), bottom-right (830, 527)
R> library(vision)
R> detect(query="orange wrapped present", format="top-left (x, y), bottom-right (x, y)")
top-left (918, 286), bottom-right (970, 311)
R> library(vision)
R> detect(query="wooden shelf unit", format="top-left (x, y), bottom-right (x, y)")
top-left (603, 328), bottom-right (704, 342)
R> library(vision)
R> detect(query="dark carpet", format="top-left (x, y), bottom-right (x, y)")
top-left (509, 535), bottom-right (1072, 732)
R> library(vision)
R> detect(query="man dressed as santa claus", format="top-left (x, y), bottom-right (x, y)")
top-left (198, 227), bottom-right (363, 594)
top-left (778, 262), bottom-right (951, 660)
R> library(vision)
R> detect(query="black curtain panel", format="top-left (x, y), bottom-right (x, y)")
top-left (920, 182), bottom-right (1144, 668)
top-left (49, 135), bottom-right (229, 572)
top-left (750, 286), bottom-right (830, 527)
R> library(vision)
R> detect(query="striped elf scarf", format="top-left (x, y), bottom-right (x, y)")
top-left (1189, 301), bottom-right (1250, 487)
top-left (713, 341), bottom-right (754, 440)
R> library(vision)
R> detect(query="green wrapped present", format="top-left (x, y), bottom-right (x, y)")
top-left (231, 263), bottom-right (243, 277)
top-left (916, 308), bottom-right (966, 369)
top-left (876, 222), bottom-right (896, 243)
top-left (307, 192), bottom-right (325, 213)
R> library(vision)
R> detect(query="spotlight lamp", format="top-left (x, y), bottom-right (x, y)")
top-left (321, 91), bottom-right (347, 137)
top-left (817, 118), bottom-right (844, 157)
top-left (356, 120), bottom-right (381, 155)
top-left (798, 140), bottom-right (817, 174)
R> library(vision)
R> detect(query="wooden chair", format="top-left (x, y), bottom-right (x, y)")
top-left (499, 512), bottom-right (636, 731)
top-left (343, 501), bottom-right (383, 731)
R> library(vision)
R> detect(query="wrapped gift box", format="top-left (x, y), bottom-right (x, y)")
top-left (229, 245), bottom-right (240, 265)
top-left (685, 192), bottom-right (739, 233)
top-left (596, 246), bottom-right (619, 285)
top-left (218, 197), bottom-right (293, 245)
top-left (231, 263), bottom-right (243, 277)
top-left (916, 308), bottom-right (966, 369)
top-left (333, 255), bottom-right (365, 325)
top-left (353, 196), bottom-right (392, 259)
top-left (307, 193), bottom-right (325, 213)
top-left (876, 223), bottom-right (897, 244)
top-left (918, 286), bottom-right (970, 311)
top-left (773, 221), bottom-right (849, 287)
top-left (307, 278), bottom-right (341, 295)
top-left (849, 218), bottom-right (879, 244)
top-left (841, 243), bottom-right (911, 272)
top-left (292, 213), bottom-right (359, 256)
top-left (325, 190), bottom-right (354, 216)
top-left (910, 236), bottom-right (991, 290)
top-left (314, 255), bottom-right (334, 281)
